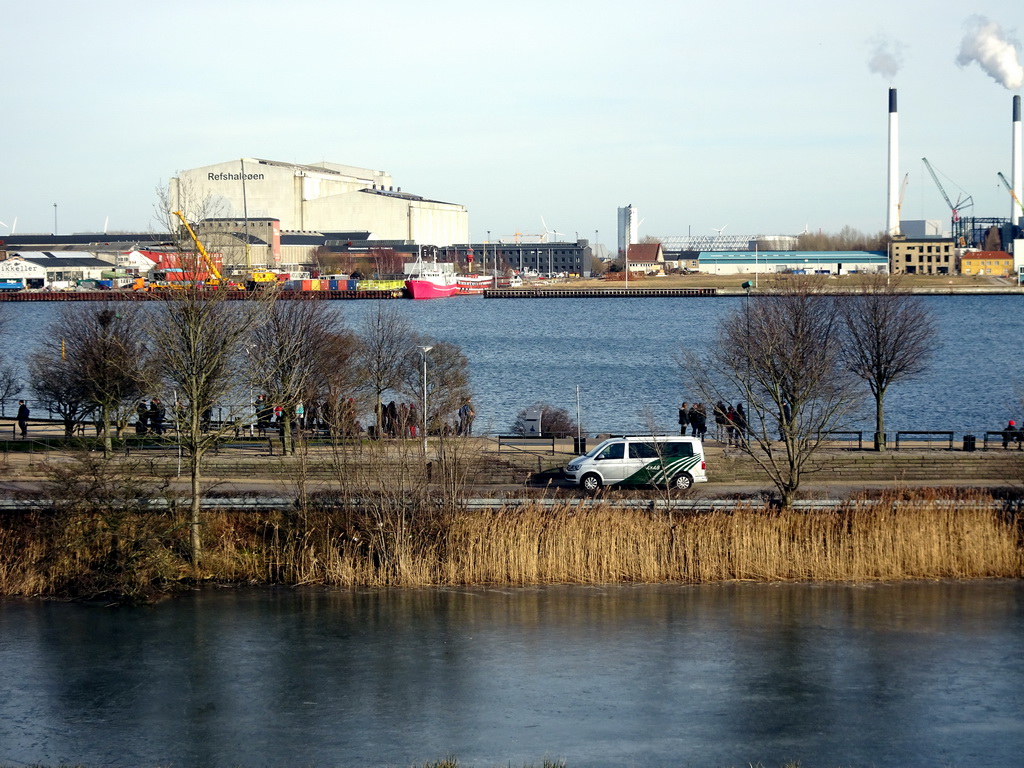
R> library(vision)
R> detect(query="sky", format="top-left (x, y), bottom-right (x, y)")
top-left (2, 0), bottom-right (1023, 250)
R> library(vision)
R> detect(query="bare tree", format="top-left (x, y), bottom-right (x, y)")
top-left (796, 226), bottom-right (889, 252)
top-left (401, 339), bottom-right (471, 436)
top-left (249, 300), bottom-right (344, 455)
top-left (0, 308), bottom-right (20, 414)
top-left (28, 349), bottom-right (92, 437)
top-left (682, 278), bottom-right (860, 507)
top-left (355, 303), bottom-right (414, 436)
top-left (148, 285), bottom-right (274, 564)
top-left (839, 274), bottom-right (937, 450)
top-left (511, 402), bottom-right (578, 438)
top-left (46, 305), bottom-right (150, 456)
top-left (309, 329), bottom-right (364, 437)
top-left (0, 364), bottom-right (19, 416)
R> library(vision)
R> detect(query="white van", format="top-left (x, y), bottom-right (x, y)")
top-left (564, 435), bottom-right (707, 493)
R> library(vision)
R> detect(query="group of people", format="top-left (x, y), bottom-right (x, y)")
top-left (377, 400), bottom-right (419, 438)
top-left (135, 399), bottom-right (166, 435)
top-left (677, 402), bottom-right (708, 439)
top-left (679, 400), bottom-right (748, 447)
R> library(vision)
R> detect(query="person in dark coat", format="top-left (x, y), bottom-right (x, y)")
top-left (734, 403), bottom-right (748, 447)
top-left (678, 402), bottom-right (688, 435)
top-left (687, 404), bottom-right (700, 438)
top-left (136, 401), bottom-right (149, 434)
top-left (16, 400), bottom-right (29, 438)
top-left (725, 406), bottom-right (737, 446)
top-left (1001, 420), bottom-right (1022, 449)
top-left (714, 402), bottom-right (729, 442)
top-left (149, 399), bottom-right (166, 436)
top-left (692, 403), bottom-right (708, 440)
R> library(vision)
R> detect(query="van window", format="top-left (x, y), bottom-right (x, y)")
top-left (660, 442), bottom-right (694, 458)
top-left (629, 443), bottom-right (660, 459)
top-left (597, 443), bottom-right (625, 460)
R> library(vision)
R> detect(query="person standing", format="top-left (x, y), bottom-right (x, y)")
top-left (678, 402), bottom-right (688, 435)
top-left (734, 403), bottom-right (748, 447)
top-left (693, 403), bottom-right (707, 441)
top-left (16, 400), bottom-right (29, 438)
top-left (149, 399), bottom-right (165, 436)
top-left (725, 405), bottom-right (738, 447)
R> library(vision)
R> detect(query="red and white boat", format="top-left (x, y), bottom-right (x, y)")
top-left (404, 250), bottom-right (458, 299)
top-left (456, 274), bottom-right (494, 295)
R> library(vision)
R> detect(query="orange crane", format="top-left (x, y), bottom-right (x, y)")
top-left (171, 210), bottom-right (224, 286)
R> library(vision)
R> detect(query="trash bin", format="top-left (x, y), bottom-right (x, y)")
top-left (573, 437), bottom-right (587, 454)
top-left (963, 434), bottom-right (976, 452)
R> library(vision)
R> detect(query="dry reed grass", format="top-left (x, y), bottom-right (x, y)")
top-left (0, 488), bottom-right (1020, 600)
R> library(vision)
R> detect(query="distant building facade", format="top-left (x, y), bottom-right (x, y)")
top-left (960, 251), bottom-right (1015, 277)
top-left (696, 251), bottom-right (888, 275)
top-left (444, 240), bottom-right (592, 277)
top-left (617, 205), bottom-right (638, 257)
top-left (626, 243), bottom-right (664, 274)
top-left (889, 237), bottom-right (956, 275)
top-left (169, 158), bottom-right (469, 247)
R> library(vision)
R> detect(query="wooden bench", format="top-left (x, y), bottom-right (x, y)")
top-left (496, 435), bottom-right (557, 454)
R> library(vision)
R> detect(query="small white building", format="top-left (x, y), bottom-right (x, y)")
top-left (697, 251), bottom-right (889, 275)
top-left (0, 252), bottom-right (115, 287)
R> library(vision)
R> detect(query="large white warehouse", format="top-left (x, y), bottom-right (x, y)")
top-left (168, 158), bottom-right (469, 246)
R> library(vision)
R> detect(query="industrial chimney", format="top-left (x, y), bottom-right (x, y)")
top-left (886, 88), bottom-right (900, 236)
top-left (1013, 95), bottom-right (1022, 225)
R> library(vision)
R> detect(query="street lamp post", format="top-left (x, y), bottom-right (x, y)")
top-left (418, 345), bottom-right (433, 456)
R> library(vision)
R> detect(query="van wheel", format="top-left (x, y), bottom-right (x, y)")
top-left (670, 473), bottom-right (693, 491)
top-left (581, 473), bottom-right (603, 494)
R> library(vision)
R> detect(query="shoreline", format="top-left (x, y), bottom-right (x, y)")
top-left (0, 274), bottom-right (1020, 301)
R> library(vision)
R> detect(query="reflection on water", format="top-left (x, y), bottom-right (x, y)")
top-left (1, 582), bottom-right (1022, 767)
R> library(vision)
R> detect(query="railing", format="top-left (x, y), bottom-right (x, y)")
top-left (496, 435), bottom-right (557, 454)
top-left (982, 430), bottom-right (1024, 450)
top-left (894, 431), bottom-right (955, 450)
top-left (821, 431), bottom-right (864, 450)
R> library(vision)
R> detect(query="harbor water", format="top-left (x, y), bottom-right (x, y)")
top-left (1, 582), bottom-right (1022, 767)
top-left (1, 294), bottom-right (1022, 436)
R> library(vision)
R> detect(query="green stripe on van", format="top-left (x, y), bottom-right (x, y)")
top-left (621, 455), bottom-right (701, 486)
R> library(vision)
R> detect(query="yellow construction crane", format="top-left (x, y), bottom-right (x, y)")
top-left (171, 210), bottom-right (224, 286)
top-left (997, 172), bottom-right (1024, 214)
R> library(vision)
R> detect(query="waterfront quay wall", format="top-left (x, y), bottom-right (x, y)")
top-left (0, 288), bottom-right (404, 302)
top-left (485, 286), bottom-right (1024, 299)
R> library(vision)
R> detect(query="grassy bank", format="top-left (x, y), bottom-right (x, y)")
top-left (0, 489), bottom-right (1020, 602)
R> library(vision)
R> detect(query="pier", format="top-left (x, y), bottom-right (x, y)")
top-left (484, 287), bottom-right (719, 299)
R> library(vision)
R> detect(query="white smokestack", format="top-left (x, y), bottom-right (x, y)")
top-left (886, 88), bottom-right (900, 237)
top-left (1014, 95), bottom-right (1022, 225)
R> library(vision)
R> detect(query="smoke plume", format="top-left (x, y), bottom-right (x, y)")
top-left (867, 36), bottom-right (905, 79)
top-left (956, 16), bottom-right (1024, 90)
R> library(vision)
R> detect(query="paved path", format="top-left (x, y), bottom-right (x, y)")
top-left (2, 425), bottom-right (1021, 501)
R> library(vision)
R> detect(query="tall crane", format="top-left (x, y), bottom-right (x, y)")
top-left (896, 173), bottom-right (909, 223)
top-left (171, 210), bottom-right (224, 286)
top-left (921, 158), bottom-right (973, 224)
top-left (997, 172), bottom-right (1024, 215)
